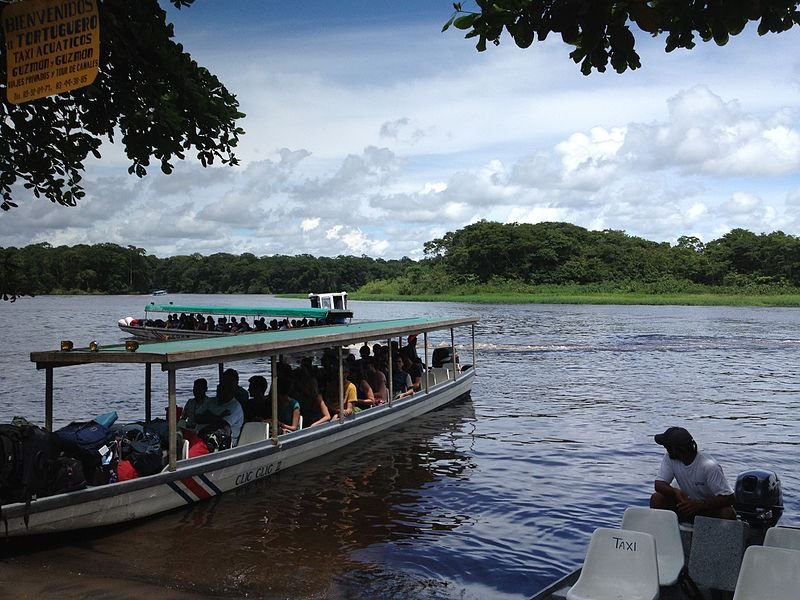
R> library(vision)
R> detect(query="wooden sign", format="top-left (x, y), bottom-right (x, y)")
top-left (2, 0), bottom-right (100, 104)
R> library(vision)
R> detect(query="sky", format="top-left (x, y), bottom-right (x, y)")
top-left (3, 1), bottom-right (800, 260)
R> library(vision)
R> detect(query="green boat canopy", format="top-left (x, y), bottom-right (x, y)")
top-left (145, 304), bottom-right (338, 319)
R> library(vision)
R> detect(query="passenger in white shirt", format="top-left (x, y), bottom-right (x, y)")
top-left (650, 426), bottom-right (736, 521)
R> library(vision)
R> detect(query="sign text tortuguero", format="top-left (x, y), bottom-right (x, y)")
top-left (2, 0), bottom-right (99, 104)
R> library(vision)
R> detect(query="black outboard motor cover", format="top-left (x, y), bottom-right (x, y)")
top-left (432, 347), bottom-right (456, 368)
top-left (735, 469), bottom-right (783, 528)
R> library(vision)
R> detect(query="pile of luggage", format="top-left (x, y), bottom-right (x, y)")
top-left (0, 412), bottom-right (167, 506)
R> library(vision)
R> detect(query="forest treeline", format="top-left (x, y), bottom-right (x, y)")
top-left (2, 222), bottom-right (799, 298)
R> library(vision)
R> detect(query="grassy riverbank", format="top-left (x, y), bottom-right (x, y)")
top-left (344, 281), bottom-right (800, 306)
top-left (349, 291), bottom-right (800, 306)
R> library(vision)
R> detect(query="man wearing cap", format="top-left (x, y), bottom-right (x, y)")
top-left (650, 426), bottom-right (736, 521)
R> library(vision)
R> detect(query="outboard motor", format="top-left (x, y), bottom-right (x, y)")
top-left (432, 347), bottom-right (456, 368)
top-left (734, 469), bottom-right (784, 528)
top-left (431, 347), bottom-right (470, 372)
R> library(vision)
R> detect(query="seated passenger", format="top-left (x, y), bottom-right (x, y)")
top-left (349, 363), bottom-right (376, 409)
top-left (274, 379), bottom-right (301, 434)
top-left (406, 356), bottom-right (424, 392)
top-left (391, 355), bottom-right (414, 399)
top-left (237, 317), bottom-right (251, 332)
top-left (325, 366), bottom-right (359, 421)
top-left (293, 364), bottom-right (331, 427)
top-left (181, 377), bottom-right (244, 448)
top-left (245, 374), bottom-right (270, 421)
top-left (365, 358), bottom-right (387, 404)
top-left (216, 368), bottom-right (249, 405)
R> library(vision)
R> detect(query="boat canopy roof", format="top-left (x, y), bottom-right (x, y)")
top-left (32, 317), bottom-right (478, 371)
top-left (144, 304), bottom-right (340, 318)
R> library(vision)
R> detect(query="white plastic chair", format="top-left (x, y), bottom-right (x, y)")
top-left (764, 526), bottom-right (800, 551)
top-left (567, 527), bottom-right (660, 600)
top-left (179, 438), bottom-right (190, 460)
top-left (237, 422), bottom-right (270, 446)
top-left (732, 545), bottom-right (800, 600)
top-left (622, 506), bottom-right (685, 586)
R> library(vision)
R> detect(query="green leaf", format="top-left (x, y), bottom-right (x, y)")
top-left (454, 15), bottom-right (478, 30)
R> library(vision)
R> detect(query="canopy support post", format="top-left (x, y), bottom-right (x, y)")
top-left (471, 324), bottom-right (476, 370)
top-left (271, 356), bottom-right (279, 443)
top-left (423, 333), bottom-right (429, 394)
top-left (45, 366), bottom-right (53, 432)
top-left (387, 337), bottom-right (393, 404)
top-left (338, 346), bottom-right (344, 422)
top-left (450, 328), bottom-right (458, 380)
top-left (145, 363), bottom-right (152, 423)
top-left (167, 369), bottom-right (177, 472)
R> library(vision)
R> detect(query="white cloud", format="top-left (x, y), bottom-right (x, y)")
top-left (2, 6), bottom-right (800, 257)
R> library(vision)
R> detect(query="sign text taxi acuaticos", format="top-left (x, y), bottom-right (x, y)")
top-left (2, 0), bottom-right (99, 104)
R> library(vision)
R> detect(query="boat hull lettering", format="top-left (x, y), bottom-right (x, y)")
top-left (235, 461), bottom-right (283, 486)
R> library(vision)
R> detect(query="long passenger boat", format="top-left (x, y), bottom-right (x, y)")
top-left (3, 316), bottom-right (478, 537)
top-left (118, 292), bottom-right (353, 340)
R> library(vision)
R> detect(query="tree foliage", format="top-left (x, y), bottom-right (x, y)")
top-left (423, 220), bottom-right (800, 289)
top-left (3, 224), bottom-right (800, 300)
top-left (0, 243), bottom-right (407, 297)
top-left (443, 1), bottom-right (800, 74)
top-left (0, 0), bottom-right (245, 211)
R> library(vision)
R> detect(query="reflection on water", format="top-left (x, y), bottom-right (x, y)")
top-left (1, 296), bottom-right (800, 598)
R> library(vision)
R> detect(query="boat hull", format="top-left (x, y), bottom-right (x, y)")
top-left (0, 370), bottom-right (474, 537)
top-left (118, 324), bottom-right (231, 340)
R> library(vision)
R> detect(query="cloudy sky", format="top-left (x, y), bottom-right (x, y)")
top-left (3, 1), bottom-right (800, 260)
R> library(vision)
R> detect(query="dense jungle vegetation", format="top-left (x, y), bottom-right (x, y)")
top-left (2, 222), bottom-right (800, 301)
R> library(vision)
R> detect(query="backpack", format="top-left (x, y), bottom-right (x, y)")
top-left (200, 424), bottom-right (231, 453)
top-left (121, 431), bottom-right (163, 476)
top-left (55, 420), bottom-right (114, 474)
top-left (44, 456), bottom-right (87, 497)
top-left (0, 424), bottom-right (24, 492)
top-left (0, 423), bottom-right (61, 506)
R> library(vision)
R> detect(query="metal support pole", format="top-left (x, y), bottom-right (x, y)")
top-left (450, 328), bottom-right (458, 380)
top-left (471, 324), bottom-right (476, 371)
top-left (271, 355), bottom-right (279, 442)
top-left (338, 346), bottom-right (344, 421)
top-left (145, 363), bottom-right (152, 423)
top-left (387, 337), bottom-right (393, 404)
top-left (423, 332), bottom-right (429, 393)
top-left (45, 367), bottom-right (53, 432)
top-left (167, 369), bottom-right (177, 472)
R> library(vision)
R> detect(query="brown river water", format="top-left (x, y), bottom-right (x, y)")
top-left (1, 295), bottom-right (799, 599)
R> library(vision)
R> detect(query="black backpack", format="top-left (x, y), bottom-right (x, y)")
top-left (0, 423), bottom-right (61, 506)
top-left (121, 431), bottom-right (163, 476)
top-left (44, 456), bottom-right (87, 497)
top-left (0, 424), bottom-right (24, 493)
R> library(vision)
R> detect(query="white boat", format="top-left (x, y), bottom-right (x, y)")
top-left (529, 472), bottom-right (793, 600)
top-left (118, 292), bottom-right (353, 341)
top-left (1, 316), bottom-right (477, 537)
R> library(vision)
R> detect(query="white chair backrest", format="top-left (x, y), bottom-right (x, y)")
top-left (297, 415), bottom-right (304, 430)
top-left (237, 421), bottom-right (270, 446)
top-left (622, 506), bottom-right (684, 586)
top-left (431, 368), bottom-right (450, 384)
top-left (732, 545), bottom-right (800, 600)
top-left (566, 527), bottom-right (660, 600)
top-left (764, 526), bottom-right (800, 551)
top-left (426, 372), bottom-right (438, 387)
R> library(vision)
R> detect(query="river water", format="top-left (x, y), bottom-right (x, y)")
top-left (0, 295), bottom-right (798, 599)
